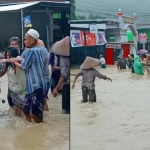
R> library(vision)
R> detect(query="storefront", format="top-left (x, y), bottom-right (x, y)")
top-left (137, 25), bottom-right (150, 52)
top-left (70, 20), bottom-right (107, 65)
top-left (105, 9), bottom-right (138, 64)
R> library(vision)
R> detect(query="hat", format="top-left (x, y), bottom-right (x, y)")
top-left (80, 56), bottom-right (100, 69)
top-left (27, 29), bottom-right (39, 40)
top-left (51, 36), bottom-right (70, 56)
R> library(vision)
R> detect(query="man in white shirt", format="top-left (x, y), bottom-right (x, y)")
top-left (99, 54), bottom-right (106, 68)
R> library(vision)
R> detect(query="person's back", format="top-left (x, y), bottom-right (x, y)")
top-left (100, 57), bottom-right (105, 65)
top-left (38, 46), bottom-right (50, 82)
top-left (22, 47), bottom-right (47, 94)
top-left (80, 68), bottom-right (105, 90)
top-left (133, 55), bottom-right (144, 75)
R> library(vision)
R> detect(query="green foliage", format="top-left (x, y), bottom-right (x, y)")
top-left (77, 15), bottom-right (87, 20)
top-left (70, 0), bottom-right (76, 20)
top-left (88, 13), bottom-right (106, 19)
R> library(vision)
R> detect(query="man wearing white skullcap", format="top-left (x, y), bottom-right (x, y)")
top-left (10, 29), bottom-right (48, 123)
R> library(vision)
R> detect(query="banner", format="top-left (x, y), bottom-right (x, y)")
top-left (23, 15), bottom-right (32, 28)
top-left (96, 32), bottom-right (107, 45)
top-left (70, 30), bottom-right (82, 47)
top-left (80, 31), bottom-right (96, 46)
top-left (70, 30), bottom-right (107, 47)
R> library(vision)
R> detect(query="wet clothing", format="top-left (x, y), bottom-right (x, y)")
top-left (117, 59), bottom-right (127, 70)
top-left (133, 55), bottom-right (144, 75)
top-left (21, 47), bottom-right (47, 94)
top-left (62, 83), bottom-right (70, 113)
top-left (23, 88), bottom-right (45, 121)
top-left (49, 53), bottom-right (61, 92)
top-left (128, 59), bottom-right (134, 73)
top-left (7, 66), bottom-right (25, 108)
top-left (77, 68), bottom-right (105, 90)
top-left (77, 68), bottom-right (105, 102)
top-left (60, 56), bottom-right (70, 113)
top-left (82, 86), bottom-right (96, 102)
top-left (101, 64), bottom-right (106, 68)
top-left (60, 56), bottom-right (70, 85)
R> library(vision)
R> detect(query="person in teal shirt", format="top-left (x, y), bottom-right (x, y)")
top-left (133, 55), bottom-right (145, 75)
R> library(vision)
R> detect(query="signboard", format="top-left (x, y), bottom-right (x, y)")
top-left (89, 24), bottom-right (98, 33)
top-left (70, 30), bottom-right (82, 47)
top-left (80, 31), bottom-right (96, 46)
top-left (139, 33), bottom-right (147, 44)
top-left (96, 32), bottom-right (107, 45)
top-left (122, 16), bottom-right (134, 24)
top-left (23, 15), bottom-right (32, 28)
top-left (70, 30), bottom-right (106, 47)
top-left (106, 43), bottom-right (121, 49)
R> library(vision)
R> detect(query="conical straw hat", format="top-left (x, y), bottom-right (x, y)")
top-left (37, 39), bottom-right (45, 47)
top-left (80, 56), bottom-right (100, 69)
top-left (51, 36), bottom-right (70, 56)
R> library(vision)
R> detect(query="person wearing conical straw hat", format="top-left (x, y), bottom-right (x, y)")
top-left (72, 56), bottom-right (112, 103)
top-left (51, 36), bottom-right (70, 114)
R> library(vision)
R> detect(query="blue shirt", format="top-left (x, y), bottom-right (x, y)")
top-left (21, 47), bottom-right (47, 94)
top-left (38, 46), bottom-right (50, 82)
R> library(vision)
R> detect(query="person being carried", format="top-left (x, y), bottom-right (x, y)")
top-left (99, 54), bottom-right (106, 68)
top-left (72, 56), bottom-right (112, 103)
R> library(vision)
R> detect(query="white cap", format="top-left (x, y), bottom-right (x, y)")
top-left (26, 29), bottom-right (39, 40)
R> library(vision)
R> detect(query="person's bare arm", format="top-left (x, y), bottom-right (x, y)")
top-left (72, 70), bottom-right (82, 89)
top-left (95, 69), bottom-right (112, 82)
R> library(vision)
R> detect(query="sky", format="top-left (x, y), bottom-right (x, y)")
top-left (75, 0), bottom-right (150, 23)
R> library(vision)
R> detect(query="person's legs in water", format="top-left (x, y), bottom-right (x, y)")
top-left (7, 89), bottom-right (14, 107)
top-left (62, 83), bottom-right (70, 114)
top-left (23, 88), bottom-right (45, 123)
top-left (81, 86), bottom-right (88, 103)
top-left (44, 81), bottom-right (51, 111)
top-left (88, 89), bottom-right (96, 102)
top-left (101, 64), bottom-right (106, 68)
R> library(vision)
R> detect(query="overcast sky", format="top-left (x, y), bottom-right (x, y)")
top-left (75, 0), bottom-right (150, 23)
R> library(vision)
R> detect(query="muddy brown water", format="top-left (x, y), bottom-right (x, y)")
top-left (71, 66), bottom-right (150, 150)
top-left (0, 75), bottom-right (69, 150)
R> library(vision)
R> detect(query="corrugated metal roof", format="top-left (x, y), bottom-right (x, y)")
top-left (0, 1), bottom-right (69, 11)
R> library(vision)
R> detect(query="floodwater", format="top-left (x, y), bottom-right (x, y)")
top-left (0, 75), bottom-right (69, 150)
top-left (71, 66), bottom-right (150, 150)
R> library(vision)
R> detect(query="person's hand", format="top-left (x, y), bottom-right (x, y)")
top-left (52, 66), bottom-right (60, 71)
top-left (72, 84), bottom-right (75, 89)
top-left (10, 58), bottom-right (16, 64)
top-left (53, 88), bottom-right (58, 97)
top-left (107, 77), bottom-right (112, 82)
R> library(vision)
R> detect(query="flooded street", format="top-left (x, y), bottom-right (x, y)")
top-left (0, 75), bottom-right (69, 150)
top-left (71, 66), bottom-right (150, 150)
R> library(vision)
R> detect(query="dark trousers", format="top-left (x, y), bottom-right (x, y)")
top-left (62, 83), bottom-right (70, 113)
top-left (82, 86), bottom-right (96, 102)
top-left (7, 88), bottom-right (14, 107)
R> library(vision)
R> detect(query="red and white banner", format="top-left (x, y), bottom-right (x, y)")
top-left (139, 33), bottom-right (147, 44)
top-left (70, 30), bottom-right (107, 47)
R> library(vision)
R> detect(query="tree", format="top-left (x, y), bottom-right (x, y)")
top-left (70, 0), bottom-right (76, 20)
top-left (88, 13), bottom-right (105, 20)
top-left (77, 15), bottom-right (87, 20)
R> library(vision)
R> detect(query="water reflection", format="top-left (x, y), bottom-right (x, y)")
top-left (71, 66), bottom-right (150, 150)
